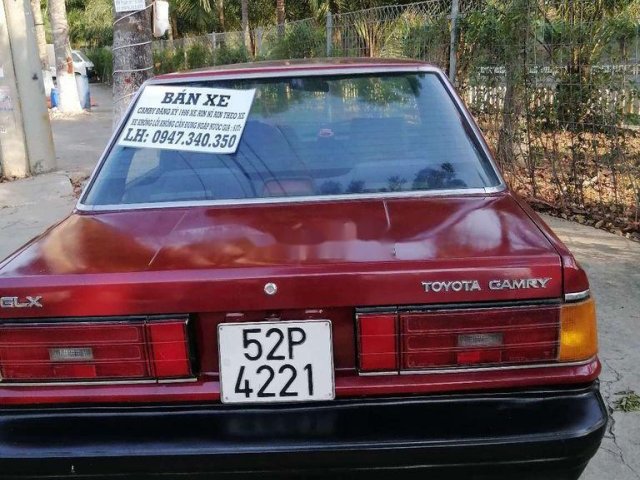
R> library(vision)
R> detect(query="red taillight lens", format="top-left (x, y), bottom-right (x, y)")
top-left (0, 320), bottom-right (191, 382)
top-left (401, 307), bottom-right (559, 369)
top-left (148, 321), bottom-right (191, 377)
top-left (357, 313), bottom-right (398, 372)
top-left (357, 306), bottom-right (561, 373)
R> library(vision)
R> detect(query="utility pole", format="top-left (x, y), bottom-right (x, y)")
top-left (112, 0), bottom-right (153, 126)
top-left (0, 0), bottom-right (56, 178)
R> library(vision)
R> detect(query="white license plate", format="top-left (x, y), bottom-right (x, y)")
top-left (218, 320), bottom-right (335, 404)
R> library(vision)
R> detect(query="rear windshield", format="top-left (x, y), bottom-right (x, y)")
top-left (83, 72), bottom-right (500, 206)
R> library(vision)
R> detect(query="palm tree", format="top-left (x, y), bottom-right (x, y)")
top-left (241, 0), bottom-right (249, 48)
top-left (169, 0), bottom-right (230, 35)
top-left (217, 0), bottom-right (225, 31)
top-left (276, 0), bottom-right (285, 36)
top-left (48, 0), bottom-right (82, 112)
top-left (30, 0), bottom-right (48, 70)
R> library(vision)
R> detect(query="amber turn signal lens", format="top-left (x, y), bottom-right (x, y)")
top-left (559, 297), bottom-right (598, 362)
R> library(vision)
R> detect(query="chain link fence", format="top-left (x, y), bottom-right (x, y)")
top-left (98, 0), bottom-right (639, 237)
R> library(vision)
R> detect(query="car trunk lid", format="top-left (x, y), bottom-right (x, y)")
top-left (0, 193), bottom-right (561, 319)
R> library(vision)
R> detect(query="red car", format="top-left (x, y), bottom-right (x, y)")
top-left (0, 59), bottom-right (605, 479)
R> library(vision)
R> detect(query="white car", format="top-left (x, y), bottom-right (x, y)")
top-left (46, 45), bottom-right (96, 81)
top-left (72, 49), bottom-right (96, 81)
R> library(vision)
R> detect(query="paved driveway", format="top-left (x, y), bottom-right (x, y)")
top-left (545, 216), bottom-right (640, 480)
top-left (50, 82), bottom-right (113, 177)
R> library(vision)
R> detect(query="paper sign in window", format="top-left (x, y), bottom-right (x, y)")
top-left (117, 85), bottom-right (256, 155)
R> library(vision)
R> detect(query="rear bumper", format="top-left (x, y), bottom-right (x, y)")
top-left (0, 383), bottom-right (606, 479)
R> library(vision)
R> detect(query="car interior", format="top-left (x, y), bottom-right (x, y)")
top-left (117, 117), bottom-right (483, 204)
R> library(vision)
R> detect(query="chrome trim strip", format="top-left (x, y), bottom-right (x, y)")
top-left (158, 377), bottom-right (199, 384)
top-left (76, 65), bottom-right (507, 212)
top-left (0, 379), bottom-right (157, 387)
top-left (373, 357), bottom-right (596, 377)
top-left (564, 290), bottom-right (590, 303)
top-left (76, 187), bottom-right (500, 212)
top-left (0, 377), bottom-right (198, 388)
top-left (400, 357), bottom-right (597, 375)
top-left (356, 298), bottom-right (562, 317)
top-left (358, 370), bottom-right (400, 377)
top-left (484, 185), bottom-right (506, 194)
top-left (152, 65), bottom-right (436, 83)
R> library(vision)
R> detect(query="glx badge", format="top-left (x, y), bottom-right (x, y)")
top-left (0, 296), bottom-right (43, 308)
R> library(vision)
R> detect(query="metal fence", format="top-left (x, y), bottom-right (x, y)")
top-left (150, 0), bottom-right (640, 237)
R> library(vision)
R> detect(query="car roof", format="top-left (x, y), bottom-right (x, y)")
top-left (153, 57), bottom-right (437, 82)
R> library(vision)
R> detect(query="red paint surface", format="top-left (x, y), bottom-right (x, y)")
top-left (0, 194), bottom-right (563, 317)
top-left (0, 191), bottom-right (596, 405)
top-left (0, 358), bottom-right (599, 405)
top-left (0, 61), bottom-right (596, 404)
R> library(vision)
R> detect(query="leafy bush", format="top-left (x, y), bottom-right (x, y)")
top-left (85, 47), bottom-right (113, 84)
top-left (153, 47), bottom-right (186, 74)
top-left (402, 17), bottom-right (449, 62)
top-left (68, 0), bottom-right (113, 47)
top-left (153, 48), bottom-right (173, 74)
top-left (214, 43), bottom-right (249, 65)
top-left (172, 47), bottom-right (186, 71)
top-left (269, 22), bottom-right (325, 59)
top-left (186, 43), bottom-right (214, 69)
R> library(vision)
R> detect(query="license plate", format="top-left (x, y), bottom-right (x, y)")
top-left (218, 320), bottom-right (335, 404)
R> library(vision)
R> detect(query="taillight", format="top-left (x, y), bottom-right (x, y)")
top-left (357, 300), bottom-right (597, 374)
top-left (400, 306), bottom-right (559, 370)
top-left (559, 297), bottom-right (597, 362)
top-left (147, 321), bottom-right (191, 377)
top-left (357, 313), bottom-right (398, 372)
top-left (0, 319), bottom-right (192, 383)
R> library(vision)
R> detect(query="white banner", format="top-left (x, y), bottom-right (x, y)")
top-left (118, 85), bottom-right (256, 154)
top-left (114, 0), bottom-right (146, 13)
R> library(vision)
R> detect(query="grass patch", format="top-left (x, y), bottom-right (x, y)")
top-left (614, 390), bottom-right (640, 412)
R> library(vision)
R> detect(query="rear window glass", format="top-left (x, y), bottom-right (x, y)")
top-left (83, 72), bottom-right (500, 206)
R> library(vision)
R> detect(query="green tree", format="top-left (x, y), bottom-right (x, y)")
top-left (169, 0), bottom-right (218, 36)
top-left (539, 0), bottom-right (637, 127)
top-left (462, 0), bottom-right (531, 167)
top-left (277, 0), bottom-right (286, 36)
